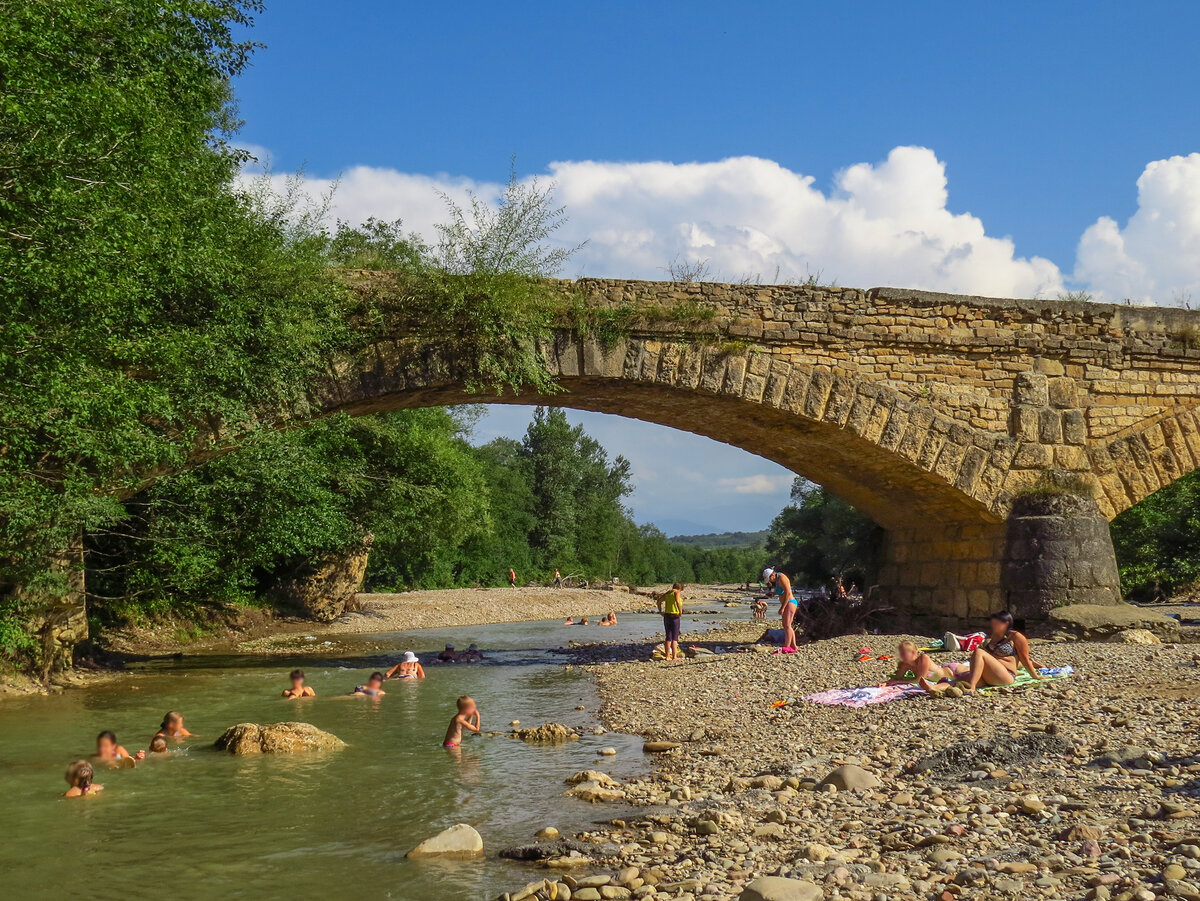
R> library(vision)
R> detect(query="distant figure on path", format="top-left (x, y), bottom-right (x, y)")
top-left (553, 569), bottom-right (563, 588)
top-left (443, 696), bottom-right (481, 748)
top-left (508, 567), bottom-right (517, 588)
top-left (657, 583), bottom-right (685, 661)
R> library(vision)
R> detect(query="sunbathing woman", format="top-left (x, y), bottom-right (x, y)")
top-left (882, 640), bottom-right (954, 689)
top-left (955, 611), bottom-right (1041, 694)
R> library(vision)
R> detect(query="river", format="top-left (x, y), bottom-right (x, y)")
top-left (0, 608), bottom-right (740, 900)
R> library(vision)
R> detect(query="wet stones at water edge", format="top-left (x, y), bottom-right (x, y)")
top-left (510, 723), bottom-right (579, 744)
top-left (213, 722), bottom-right (345, 755)
top-left (405, 823), bottom-right (484, 859)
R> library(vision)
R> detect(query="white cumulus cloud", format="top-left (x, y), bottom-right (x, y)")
top-left (248, 147), bottom-right (1200, 307)
top-left (1074, 153), bottom-right (1200, 306)
top-left (247, 146), bottom-right (1067, 299)
top-left (717, 474), bottom-right (794, 495)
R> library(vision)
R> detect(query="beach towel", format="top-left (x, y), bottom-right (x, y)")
top-left (804, 683), bottom-right (926, 707)
top-left (804, 666), bottom-right (1074, 707)
top-left (979, 664), bottom-right (1074, 692)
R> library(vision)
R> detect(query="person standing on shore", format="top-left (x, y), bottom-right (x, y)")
top-left (768, 570), bottom-right (799, 652)
top-left (508, 567), bottom-right (517, 588)
top-left (553, 568), bottom-right (562, 588)
top-left (657, 582), bottom-right (685, 661)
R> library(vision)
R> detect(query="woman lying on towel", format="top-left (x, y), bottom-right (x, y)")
top-left (922, 611), bottom-right (1042, 695)
top-left (880, 640), bottom-right (955, 688)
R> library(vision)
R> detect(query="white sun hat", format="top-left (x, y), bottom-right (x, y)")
top-left (403, 651), bottom-right (418, 663)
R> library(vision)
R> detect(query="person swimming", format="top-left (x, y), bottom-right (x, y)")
top-left (156, 711), bottom-right (193, 740)
top-left (95, 730), bottom-right (144, 764)
top-left (437, 644), bottom-right (458, 663)
top-left (443, 695), bottom-right (480, 748)
top-left (282, 668), bottom-right (316, 698)
top-left (353, 672), bottom-right (387, 696)
top-left (147, 736), bottom-right (169, 756)
top-left (64, 760), bottom-right (102, 798)
top-left (385, 652), bottom-right (425, 680)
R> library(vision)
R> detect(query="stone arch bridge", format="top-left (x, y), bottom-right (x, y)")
top-left (323, 274), bottom-right (1200, 623)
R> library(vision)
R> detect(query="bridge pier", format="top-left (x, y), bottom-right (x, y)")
top-left (880, 493), bottom-right (1122, 627)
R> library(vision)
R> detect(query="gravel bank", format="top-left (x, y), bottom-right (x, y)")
top-left (498, 620), bottom-right (1200, 901)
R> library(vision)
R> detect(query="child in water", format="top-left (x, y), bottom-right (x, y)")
top-left (147, 736), bottom-right (170, 756)
top-left (353, 672), bottom-right (387, 696)
top-left (385, 652), bottom-right (425, 680)
top-left (282, 669), bottom-right (317, 698)
top-left (64, 760), bottom-right (103, 798)
top-left (443, 696), bottom-right (480, 748)
top-left (156, 711), bottom-right (193, 740)
top-left (95, 730), bottom-right (144, 764)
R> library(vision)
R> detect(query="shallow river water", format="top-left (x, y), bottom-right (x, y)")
top-left (0, 609), bottom-right (737, 900)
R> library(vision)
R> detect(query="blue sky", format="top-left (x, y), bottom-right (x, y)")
top-left (233, 1), bottom-right (1200, 533)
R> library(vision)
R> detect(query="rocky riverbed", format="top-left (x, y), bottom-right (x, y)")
top-left (498, 622), bottom-right (1200, 901)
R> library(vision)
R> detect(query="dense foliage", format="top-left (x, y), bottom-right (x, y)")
top-left (0, 1), bottom-right (584, 663)
top-left (764, 479), bottom-right (882, 590)
top-left (85, 407), bottom-right (765, 627)
top-left (1110, 470), bottom-right (1200, 601)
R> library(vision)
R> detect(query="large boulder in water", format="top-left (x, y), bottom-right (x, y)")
top-left (214, 722), bottom-right (345, 755)
top-left (406, 823), bottom-right (484, 859)
top-left (511, 723), bottom-right (578, 744)
top-left (271, 536), bottom-right (373, 622)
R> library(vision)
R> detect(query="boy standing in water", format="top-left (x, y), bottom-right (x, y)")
top-left (657, 582), bottom-right (685, 661)
top-left (443, 696), bottom-right (480, 748)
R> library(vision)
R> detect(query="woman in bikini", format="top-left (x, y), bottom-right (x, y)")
top-left (768, 570), bottom-right (798, 651)
top-left (385, 651), bottom-right (426, 680)
top-left (957, 611), bottom-right (1041, 693)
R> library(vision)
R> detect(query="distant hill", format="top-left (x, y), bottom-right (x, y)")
top-left (668, 529), bottom-right (769, 550)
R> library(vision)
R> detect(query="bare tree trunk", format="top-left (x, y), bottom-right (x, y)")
top-left (23, 532), bottom-right (89, 680)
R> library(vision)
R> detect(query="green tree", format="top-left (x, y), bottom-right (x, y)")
top-left (1110, 470), bottom-right (1200, 600)
top-left (765, 479), bottom-right (881, 590)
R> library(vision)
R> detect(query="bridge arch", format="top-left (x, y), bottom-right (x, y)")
top-left (304, 274), bottom-right (1200, 623)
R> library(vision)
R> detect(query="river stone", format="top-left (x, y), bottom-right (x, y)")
top-left (565, 770), bottom-right (619, 787)
top-left (213, 722), bottom-right (344, 755)
top-left (643, 741), bottom-right (681, 753)
top-left (405, 823), bottom-right (484, 859)
top-left (271, 537), bottom-right (372, 622)
top-left (738, 876), bottom-right (822, 901)
top-left (514, 723), bottom-right (578, 744)
top-left (817, 764), bottom-right (880, 792)
top-left (566, 781), bottom-right (626, 802)
top-left (1108, 628), bottom-right (1161, 645)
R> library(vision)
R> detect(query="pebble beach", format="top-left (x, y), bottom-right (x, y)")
top-left (496, 612), bottom-right (1200, 901)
